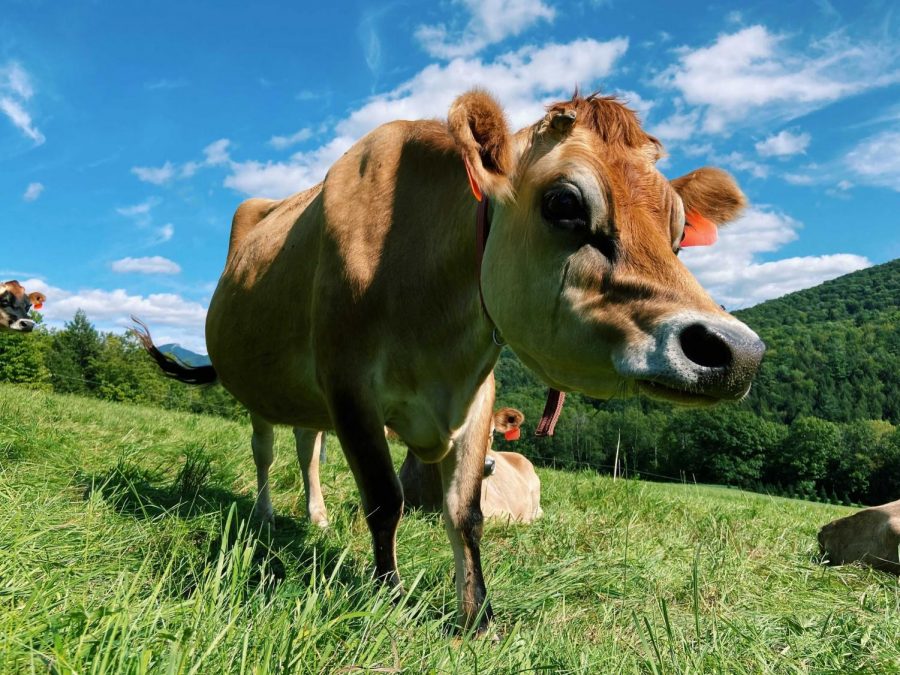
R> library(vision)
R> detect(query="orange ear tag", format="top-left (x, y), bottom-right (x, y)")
top-left (504, 427), bottom-right (521, 441)
top-left (32, 303), bottom-right (43, 310)
top-left (681, 210), bottom-right (718, 247)
top-left (463, 157), bottom-right (483, 202)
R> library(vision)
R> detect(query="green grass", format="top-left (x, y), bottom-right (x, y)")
top-left (1, 383), bottom-right (898, 673)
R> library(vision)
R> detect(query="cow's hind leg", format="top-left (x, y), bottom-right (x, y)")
top-left (439, 375), bottom-right (495, 632)
top-left (329, 392), bottom-right (403, 589)
top-left (250, 413), bottom-right (276, 525)
top-left (294, 428), bottom-right (329, 527)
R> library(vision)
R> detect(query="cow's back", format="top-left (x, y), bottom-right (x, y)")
top-left (205, 119), bottom-right (494, 442)
top-left (481, 451), bottom-right (542, 523)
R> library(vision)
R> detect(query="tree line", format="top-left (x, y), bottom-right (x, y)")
top-left (0, 310), bottom-right (244, 419)
top-left (3, 263), bottom-right (899, 508)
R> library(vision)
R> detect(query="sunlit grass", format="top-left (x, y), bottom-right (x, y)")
top-left (1, 383), bottom-right (898, 673)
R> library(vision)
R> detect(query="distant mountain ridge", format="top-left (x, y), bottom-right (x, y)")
top-left (159, 344), bottom-right (211, 367)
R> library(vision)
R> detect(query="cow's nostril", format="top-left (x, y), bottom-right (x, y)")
top-left (679, 323), bottom-right (733, 369)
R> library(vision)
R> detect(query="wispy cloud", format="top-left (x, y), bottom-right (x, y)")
top-left (22, 182), bottom-right (44, 202)
top-left (132, 161), bottom-right (176, 185)
top-left (845, 128), bottom-right (900, 191)
top-left (656, 25), bottom-right (900, 134)
top-left (155, 223), bottom-right (175, 243)
top-left (225, 37), bottom-right (629, 198)
top-left (131, 139), bottom-right (232, 184)
top-left (415, 0), bottom-right (555, 59)
top-left (0, 62), bottom-right (44, 145)
top-left (111, 256), bottom-right (181, 275)
top-left (269, 128), bottom-right (314, 150)
top-left (116, 199), bottom-right (157, 219)
top-left (144, 78), bottom-right (188, 91)
top-left (755, 130), bottom-right (811, 157)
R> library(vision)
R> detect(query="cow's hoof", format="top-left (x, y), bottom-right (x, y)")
top-left (309, 510), bottom-right (329, 528)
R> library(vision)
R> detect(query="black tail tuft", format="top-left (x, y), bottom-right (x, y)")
top-left (130, 316), bottom-right (218, 385)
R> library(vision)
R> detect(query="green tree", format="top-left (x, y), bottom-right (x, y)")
top-left (46, 310), bottom-right (101, 393)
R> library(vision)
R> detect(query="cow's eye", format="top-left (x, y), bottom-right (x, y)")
top-left (541, 185), bottom-right (588, 231)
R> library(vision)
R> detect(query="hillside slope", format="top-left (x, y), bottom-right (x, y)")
top-left (735, 258), bottom-right (900, 423)
top-left (2, 384), bottom-right (898, 672)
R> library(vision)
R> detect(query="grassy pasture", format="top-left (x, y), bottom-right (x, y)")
top-left (1, 383), bottom-right (898, 673)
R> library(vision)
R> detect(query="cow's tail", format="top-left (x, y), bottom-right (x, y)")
top-left (130, 316), bottom-right (218, 385)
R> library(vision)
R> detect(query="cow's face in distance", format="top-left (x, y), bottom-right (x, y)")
top-left (449, 91), bottom-right (764, 405)
top-left (0, 281), bottom-right (43, 333)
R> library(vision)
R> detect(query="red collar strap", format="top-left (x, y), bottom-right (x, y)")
top-left (475, 196), bottom-right (565, 437)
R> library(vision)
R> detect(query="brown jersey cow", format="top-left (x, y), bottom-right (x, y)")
top-left (0, 281), bottom-right (45, 333)
top-left (818, 500), bottom-right (900, 574)
top-left (137, 89), bottom-right (764, 630)
top-left (400, 404), bottom-right (542, 523)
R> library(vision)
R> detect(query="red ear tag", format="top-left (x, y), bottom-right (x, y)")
top-left (33, 303), bottom-right (43, 310)
top-left (681, 209), bottom-right (718, 247)
top-left (504, 427), bottom-right (520, 441)
top-left (463, 157), bottom-right (483, 202)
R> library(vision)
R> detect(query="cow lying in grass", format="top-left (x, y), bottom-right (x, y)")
top-left (818, 500), bottom-right (900, 574)
top-left (136, 88), bottom-right (764, 630)
top-left (400, 404), bottom-right (543, 523)
top-left (0, 281), bottom-right (44, 333)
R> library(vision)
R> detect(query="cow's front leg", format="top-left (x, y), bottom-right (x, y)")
top-left (329, 390), bottom-right (403, 589)
top-left (293, 428), bottom-right (329, 527)
top-left (440, 375), bottom-right (495, 632)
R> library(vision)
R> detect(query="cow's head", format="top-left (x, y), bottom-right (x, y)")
top-left (449, 90), bottom-right (764, 404)
top-left (0, 281), bottom-right (44, 333)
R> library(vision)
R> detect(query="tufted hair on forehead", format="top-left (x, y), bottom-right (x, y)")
top-left (545, 92), bottom-right (659, 150)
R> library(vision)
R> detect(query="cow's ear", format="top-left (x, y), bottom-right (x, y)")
top-left (448, 89), bottom-right (514, 203)
top-left (28, 292), bottom-right (45, 310)
top-left (671, 167), bottom-right (746, 227)
top-left (492, 407), bottom-right (524, 433)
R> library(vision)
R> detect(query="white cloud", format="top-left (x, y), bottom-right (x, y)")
top-left (650, 108), bottom-right (699, 143)
top-left (111, 256), bottom-right (181, 275)
top-left (202, 139), bottom-right (231, 166)
top-left (0, 62), bottom-right (44, 145)
top-left (416, 0), bottom-right (555, 59)
top-left (715, 151), bottom-right (769, 179)
top-left (845, 128), bottom-right (900, 191)
top-left (155, 223), bottom-right (175, 243)
top-left (132, 161), bottom-right (176, 185)
top-left (783, 172), bottom-right (815, 185)
top-left (656, 25), bottom-right (899, 134)
top-left (116, 199), bottom-right (157, 219)
top-left (22, 182), bottom-right (44, 201)
top-left (681, 206), bottom-right (871, 308)
top-left (755, 130), bottom-right (811, 157)
top-left (269, 128), bottom-right (314, 150)
top-left (21, 277), bottom-right (208, 353)
top-left (225, 37), bottom-right (629, 198)
top-left (139, 139), bottom-right (231, 181)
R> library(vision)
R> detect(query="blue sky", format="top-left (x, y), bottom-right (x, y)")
top-left (2, 0), bottom-right (898, 351)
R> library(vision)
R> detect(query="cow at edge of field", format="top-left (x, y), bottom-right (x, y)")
top-left (400, 401), bottom-right (543, 523)
top-left (0, 281), bottom-right (45, 333)
top-left (134, 89), bottom-right (765, 631)
top-left (818, 500), bottom-right (900, 574)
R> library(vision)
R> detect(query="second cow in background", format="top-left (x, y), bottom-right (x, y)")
top-left (400, 407), bottom-right (543, 523)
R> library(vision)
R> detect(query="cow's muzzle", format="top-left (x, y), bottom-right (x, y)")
top-left (617, 312), bottom-right (765, 404)
top-left (9, 318), bottom-right (36, 333)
